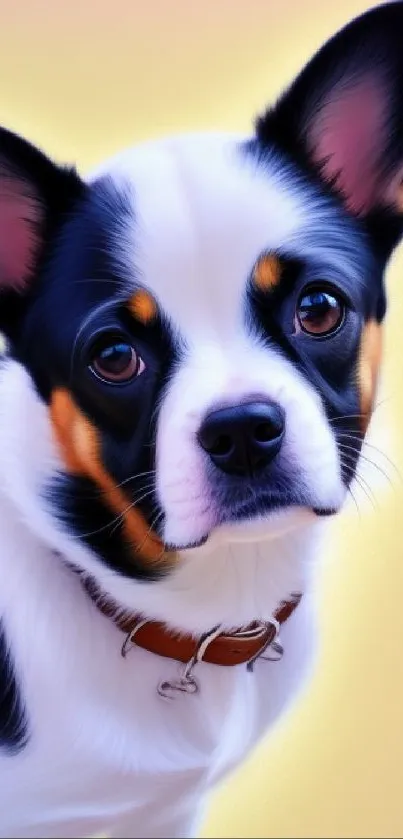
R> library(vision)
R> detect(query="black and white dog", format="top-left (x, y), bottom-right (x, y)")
top-left (0, 3), bottom-right (402, 836)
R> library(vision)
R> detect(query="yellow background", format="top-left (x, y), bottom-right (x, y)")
top-left (2, 1), bottom-right (403, 836)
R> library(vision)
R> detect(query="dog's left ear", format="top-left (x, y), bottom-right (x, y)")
top-left (0, 127), bottom-right (84, 339)
top-left (257, 2), bottom-right (403, 255)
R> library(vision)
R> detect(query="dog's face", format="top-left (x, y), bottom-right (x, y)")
top-left (0, 3), bottom-right (402, 583)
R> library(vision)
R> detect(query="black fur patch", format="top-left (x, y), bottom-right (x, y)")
top-left (244, 243), bottom-right (373, 485)
top-left (18, 179), bottom-right (180, 580)
top-left (0, 130), bottom-right (178, 581)
top-left (0, 622), bottom-right (28, 753)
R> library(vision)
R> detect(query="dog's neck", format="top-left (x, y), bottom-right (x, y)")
top-left (82, 514), bottom-right (325, 635)
top-left (0, 482), bottom-right (324, 638)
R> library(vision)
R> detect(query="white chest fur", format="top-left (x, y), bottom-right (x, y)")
top-left (0, 503), bottom-right (321, 839)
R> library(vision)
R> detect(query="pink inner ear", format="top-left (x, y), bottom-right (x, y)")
top-left (308, 75), bottom-right (387, 215)
top-left (0, 174), bottom-right (43, 291)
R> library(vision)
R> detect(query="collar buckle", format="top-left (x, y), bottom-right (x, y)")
top-left (156, 618), bottom-right (283, 700)
top-left (157, 624), bottom-right (223, 700)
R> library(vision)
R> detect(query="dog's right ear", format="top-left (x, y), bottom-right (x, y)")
top-left (0, 127), bottom-right (84, 340)
top-left (256, 2), bottom-right (403, 261)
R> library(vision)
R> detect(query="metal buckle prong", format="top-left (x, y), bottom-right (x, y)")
top-left (157, 624), bottom-right (222, 700)
top-left (246, 618), bottom-right (283, 672)
top-left (121, 618), bottom-right (149, 658)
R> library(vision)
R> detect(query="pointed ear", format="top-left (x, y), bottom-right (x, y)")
top-left (257, 3), bottom-right (403, 221)
top-left (0, 127), bottom-right (84, 335)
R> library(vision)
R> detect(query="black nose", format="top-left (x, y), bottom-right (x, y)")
top-left (197, 401), bottom-right (285, 476)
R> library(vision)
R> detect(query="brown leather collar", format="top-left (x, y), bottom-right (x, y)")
top-left (83, 576), bottom-right (302, 669)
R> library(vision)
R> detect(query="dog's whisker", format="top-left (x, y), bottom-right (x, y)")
top-left (347, 484), bottom-right (361, 518)
top-left (329, 399), bottom-right (389, 425)
top-left (134, 509), bottom-right (166, 556)
top-left (72, 478), bottom-right (157, 502)
top-left (337, 442), bottom-right (395, 489)
top-left (340, 454), bottom-right (378, 511)
top-left (330, 414), bottom-right (367, 423)
top-left (336, 432), bottom-right (402, 480)
top-left (118, 470), bottom-right (156, 487)
top-left (76, 488), bottom-right (157, 540)
top-left (353, 473), bottom-right (378, 511)
top-left (109, 488), bottom-right (158, 537)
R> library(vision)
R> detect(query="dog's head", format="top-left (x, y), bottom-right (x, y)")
top-left (0, 3), bottom-right (402, 587)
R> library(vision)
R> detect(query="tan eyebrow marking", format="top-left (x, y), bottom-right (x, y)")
top-left (252, 254), bottom-right (282, 292)
top-left (128, 290), bottom-right (157, 325)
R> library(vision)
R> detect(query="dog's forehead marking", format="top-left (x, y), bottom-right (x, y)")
top-left (128, 289), bottom-right (157, 325)
top-left (89, 133), bottom-right (364, 345)
top-left (252, 253), bottom-right (282, 292)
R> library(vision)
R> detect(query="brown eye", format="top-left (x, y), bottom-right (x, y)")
top-left (295, 288), bottom-right (344, 337)
top-left (91, 341), bottom-right (144, 383)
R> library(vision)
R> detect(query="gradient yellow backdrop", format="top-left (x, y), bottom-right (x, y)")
top-left (1, 1), bottom-right (402, 836)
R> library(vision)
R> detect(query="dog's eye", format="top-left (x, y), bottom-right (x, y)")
top-left (295, 288), bottom-right (344, 337)
top-left (90, 341), bottom-right (144, 383)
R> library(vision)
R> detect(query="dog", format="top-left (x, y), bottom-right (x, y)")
top-left (0, 2), bottom-right (402, 836)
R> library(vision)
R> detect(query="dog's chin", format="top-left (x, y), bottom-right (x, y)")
top-left (165, 503), bottom-right (333, 554)
top-left (209, 505), bottom-right (316, 548)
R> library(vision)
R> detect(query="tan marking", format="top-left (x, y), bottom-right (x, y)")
top-left (129, 290), bottom-right (157, 325)
top-left (358, 320), bottom-right (382, 433)
top-left (253, 254), bottom-right (282, 292)
top-left (50, 389), bottom-right (170, 566)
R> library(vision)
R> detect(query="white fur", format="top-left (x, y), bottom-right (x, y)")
top-left (91, 134), bottom-right (349, 562)
top-left (0, 133), bottom-right (356, 837)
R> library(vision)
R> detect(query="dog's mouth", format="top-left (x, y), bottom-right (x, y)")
top-left (216, 490), bottom-right (303, 523)
top-left (312, 506), bottom-right (338, 517)
top-left (164, 534), bottom-right (210, 552)
top-left (164, 491), bottom-right (339, 552)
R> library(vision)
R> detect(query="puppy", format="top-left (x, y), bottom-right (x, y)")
top-left (0, 3), bottom-right (402, 837)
